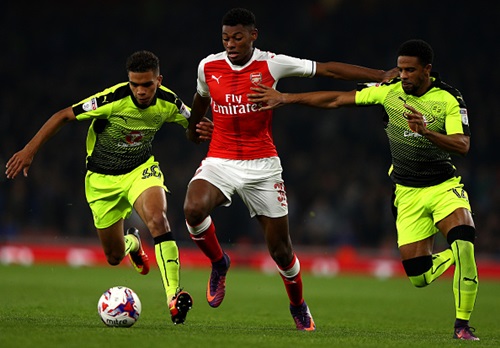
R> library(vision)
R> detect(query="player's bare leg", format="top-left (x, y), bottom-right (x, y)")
top-left (135, 186), bottom-right (192, 323)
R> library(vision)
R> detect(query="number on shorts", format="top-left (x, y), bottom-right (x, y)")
top-left (142, 165), bottom-right (161, 179)
top-left (451, 187), bottom-right (467, 200)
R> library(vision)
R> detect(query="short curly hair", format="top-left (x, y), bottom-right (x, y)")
top-left (397, 39), bottom-right (434, 66)
top-left (126, 50), bottom-right (160, 74)
top-left (222, 8), bottom-right (256, 28)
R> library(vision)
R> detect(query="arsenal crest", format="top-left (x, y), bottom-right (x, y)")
top-left (250, 72), bottom-right (262, 85)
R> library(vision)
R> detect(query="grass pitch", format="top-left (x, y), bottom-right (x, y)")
top-left (1, 263), bottom-right (499, 347)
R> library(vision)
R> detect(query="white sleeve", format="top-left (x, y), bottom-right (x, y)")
top-left (196, 59), bottom-right (210, 97)
top-left (267, 54), bottom-right (316, 84)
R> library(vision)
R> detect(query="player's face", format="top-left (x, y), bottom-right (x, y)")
top-left (397, 56), bottom-right (431, 96)
top-left (222, 24), bottom-right (258, 66)
top-left (128, 71), bottom-right (162, 107)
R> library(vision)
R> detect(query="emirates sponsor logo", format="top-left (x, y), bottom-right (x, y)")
top-left (212, 94), bottom-right (260, 115)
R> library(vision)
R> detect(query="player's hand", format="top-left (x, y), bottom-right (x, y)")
top-left (403, 103), bottom-right (428, 135)
top-left (383, 67), bottom-right (399, 82)
top-left (196, 117), bottom-right (213, 142)
top-left (5, 148), bottom-right (34, 179)
top-left (248, 84), bottom-right (285, 111)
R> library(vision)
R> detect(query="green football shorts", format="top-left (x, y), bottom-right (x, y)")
top-left (85, 156), bottom-right (168, 229)
top-left (393, 176), bottom-right (471, 247)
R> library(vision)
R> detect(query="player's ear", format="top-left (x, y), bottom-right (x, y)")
top-left (424, 64), bottom-right (432, 75)
top-left (251, 28), bottom-right (258, 41)
top-left (157, 74), bottom-right (163, 86)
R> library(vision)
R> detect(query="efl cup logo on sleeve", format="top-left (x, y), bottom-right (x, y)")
top-left (180, 103), bottom-right (191, 118)
top-left (250, 72), bottom-right (262, 85)
top-left (82, 98), bottom-right (98, 112)
top-left (460, 108), bottom-right (469, 125)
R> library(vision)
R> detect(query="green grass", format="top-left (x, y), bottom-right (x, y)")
top-left (1, 264), bottom-right (499, 347)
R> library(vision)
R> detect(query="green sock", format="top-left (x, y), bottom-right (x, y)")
top-left (124, 234), bottom-right (139, 255)
top-left (451, 240), bottom-right (478, 320)
top-left (155, 240), bottom-right (180, 302)
top-left (428, 248), bottom-right (455, 282)
top-left (408, 249), bottom-right (455, 287)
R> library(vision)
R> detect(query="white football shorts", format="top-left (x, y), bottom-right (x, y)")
top-left (189, 156), bottom-right (288, 218)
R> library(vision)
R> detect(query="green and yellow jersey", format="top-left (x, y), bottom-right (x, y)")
top-left (72, 83), bottom-right (190, 175)
top-left (355, 73), bottom-right (470, 187)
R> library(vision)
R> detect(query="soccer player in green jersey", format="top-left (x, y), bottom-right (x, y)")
top-left (248, 39), bottom-right (480, 340)
top-left (5, 50), bottom-right (213, 325)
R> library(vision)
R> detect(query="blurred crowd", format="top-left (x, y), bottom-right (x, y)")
top-left (1, 0), bottom-right (499, 257)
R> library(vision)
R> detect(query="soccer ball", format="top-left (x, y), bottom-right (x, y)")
top-left (97, 286), bottom-right (142, 327)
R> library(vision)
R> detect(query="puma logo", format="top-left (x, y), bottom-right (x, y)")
top-left (212, 75), bottom-right (222, 84)
top-left (431, 258), bottom-right (452, 275)
top-left (463, 276), bottom-right (478, 284)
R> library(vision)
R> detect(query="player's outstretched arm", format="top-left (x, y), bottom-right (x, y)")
top-left (5, 107), bottom-right (76, 179)
top-left (248, 85), bottom-right (357, 111)
top-left (186, 92), bottom-right (211, 144)
top-left (316, 62), bottom-right (398, 82)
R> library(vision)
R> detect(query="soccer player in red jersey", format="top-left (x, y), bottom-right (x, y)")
top-left (183, 8), bottom-right (396, 330)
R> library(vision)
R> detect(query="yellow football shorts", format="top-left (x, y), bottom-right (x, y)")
top-left (85, 156), bottom-right (168, 229)
top-left (393, 176), bottom-right (471, 247)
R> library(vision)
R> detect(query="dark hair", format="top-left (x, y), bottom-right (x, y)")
top-left (222, 8), bottom-right (256, 27)
top-left (397, 39), bottom-right (434, 66)
top-left (126, 50), bottom-right (160, 74)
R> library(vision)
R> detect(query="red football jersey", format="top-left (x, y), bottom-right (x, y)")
top-left (197, 48), bottom-right (316, 160)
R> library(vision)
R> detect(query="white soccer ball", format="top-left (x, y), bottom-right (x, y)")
top-left (97, 286), bottom-right (142, 327)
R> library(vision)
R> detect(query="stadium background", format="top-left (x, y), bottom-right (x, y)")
top-left (1, 0), bottom-right (499, 266)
